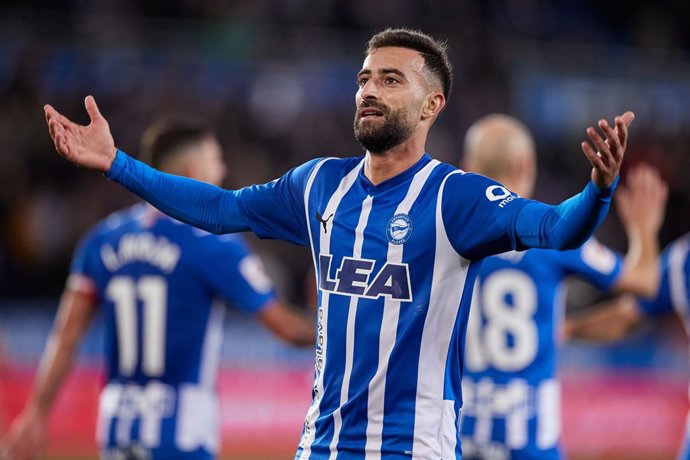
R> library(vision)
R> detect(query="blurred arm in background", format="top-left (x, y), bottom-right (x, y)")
top-left (565, 164), bottom-right (669, 341)
top-left (0, 284), bottom-right (97, 460)
top-left (610, 164), bottom-right (669, 297)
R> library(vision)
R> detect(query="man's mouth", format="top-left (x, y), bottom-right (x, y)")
top-left (359, 108), bottom-right (385, 119)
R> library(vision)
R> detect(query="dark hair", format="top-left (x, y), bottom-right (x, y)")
top-left (366, 28), bottom-right (453, 100)
top-left (139, 119), bottom-right (214, 169)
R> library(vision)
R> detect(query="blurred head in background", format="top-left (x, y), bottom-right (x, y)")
top-left (139, 120), bottom-right (226, 186)
top-left (354, 28), bottom-right (453, 154)
top-left (463, 113), bottom-right (537, 198)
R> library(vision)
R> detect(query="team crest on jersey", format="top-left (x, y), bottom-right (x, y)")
top-left (386, 213), bottom-right (413, 245)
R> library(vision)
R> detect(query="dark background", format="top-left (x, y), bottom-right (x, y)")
top-left (1, 0), bottom-right (689, 302)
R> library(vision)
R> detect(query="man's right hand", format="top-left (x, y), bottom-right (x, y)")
top-left (44, 95), bottom-right (117, 173)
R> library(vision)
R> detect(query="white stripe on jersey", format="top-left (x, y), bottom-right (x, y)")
top-left (536, 379), bottom-right (560, 449)
top-left (441, 399), bottom-right (458, 457)
top-left (365, 159), bottom-right (441, 459)
top-left (506, 379), bottom-right (529, 449)
top-left (413, 170), bottom-right (471, 459)
top-left (199, 302), bottom-right (225, 389)
top-left (329, 195), bottom-right (374, 458)
top-left (300, 157), bottom-right (332, 456)
top-left (300, 159), bottom-right (364, 456)
top-left (670, 236), bottom-right (690, 317)
top-left (177, 384), bottom-right (220, 452)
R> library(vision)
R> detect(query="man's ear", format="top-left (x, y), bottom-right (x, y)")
top-left (421, 92), bottom-right (446, 120)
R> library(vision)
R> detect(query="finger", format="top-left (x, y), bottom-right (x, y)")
top-left (45, 104), bottom-right (79, 132)
top-left (620, 111), bottom-right (635, 128)
top-left (581, 141), bottom-right (606, 171)
top-left (58, 138), bottom-right (72, 159)
top-left (84, 95), bottom-right (103, 123)
top-left (615, 116), bottom-right (629, 150)
top-left (598, 119), bottom-right (622, 161)
top-left (49, 120), bottom-right (66, 142)
top-left (44, 104), bottom-right (54, 126)
top-left (586, 127), bottom-right (613, 166)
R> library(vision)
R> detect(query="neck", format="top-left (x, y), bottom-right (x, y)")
top-left (364, 133), bottom-right (426, 185)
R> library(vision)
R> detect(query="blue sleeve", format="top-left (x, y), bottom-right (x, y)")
top-left (441, 173), bottom-right (530, 260)
top-left (442, 173), bottom-right (617, 261)
top-left (106, 150), bottom-right (249, 234)
top-left (557, 238), bottom-right (624, 291)
top-left (234, 158), bottom-right (324, 247)
top-left (199, 236), bottom-right (277, 312)
top-left (514, 178), bottom-right (617, 251)
top-left (107, 150), bottom-right (320, 246)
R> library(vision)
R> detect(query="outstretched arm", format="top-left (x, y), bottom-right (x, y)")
top-left (613, 164), bottom-right (668, 297)
top-left (45, 97), bottom-right (249, 234)
top-left (515, 112), bottom-right (634, 250)
top-left (1, 286), bottom-right (97, 460)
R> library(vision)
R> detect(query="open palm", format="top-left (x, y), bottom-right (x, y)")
top-left (44, 95), bottom-right (117, 173)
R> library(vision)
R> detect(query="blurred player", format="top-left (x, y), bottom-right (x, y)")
top-left (1, 120), bottom-right (315, 460)
top-left (459, 114), bottom-right (668, 460)
top-left (565, 179), bottom-right (690, 460)
top-left (43, 28), bottom-right (633, 459)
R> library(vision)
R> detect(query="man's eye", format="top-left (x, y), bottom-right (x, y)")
top-left (385, 77), bottom-right (399, 85)
top-left (358, 78), bottom-right (368, 87)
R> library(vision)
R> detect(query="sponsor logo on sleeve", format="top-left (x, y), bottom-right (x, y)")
top-left (486, 185), bottom-right (518, 208)
top-left (581, 239), bottom-right (617, 274)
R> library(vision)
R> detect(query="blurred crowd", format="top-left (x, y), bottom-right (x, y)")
top-left (1, 0), bottom-right (690, 300)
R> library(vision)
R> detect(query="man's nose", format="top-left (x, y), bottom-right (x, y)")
top-left (359, 79), bottom-right (380, 101)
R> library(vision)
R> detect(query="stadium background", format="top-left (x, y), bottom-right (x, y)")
top-left (1, 1), bottom-right (690, 459)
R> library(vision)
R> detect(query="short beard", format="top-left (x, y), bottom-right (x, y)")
top-left (353, 106), bottom-right (415, 154)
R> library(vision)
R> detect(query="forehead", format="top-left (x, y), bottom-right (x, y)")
top-left (361, 46), bottom-right (426, 77)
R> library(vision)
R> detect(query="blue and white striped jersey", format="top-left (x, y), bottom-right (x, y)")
top-left (106, 148), bottom-right (616, 459)
top-left (236, 153), bottom-right (534, 459)
top-left (70, 204), bottom-right (275, 458)
top-left (460, 240), bottom-right (622, 460)
top-left (638, 234), bottom-right (690, 460)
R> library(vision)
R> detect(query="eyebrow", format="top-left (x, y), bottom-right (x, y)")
top-left (357, 68), bottom-right (407, 79)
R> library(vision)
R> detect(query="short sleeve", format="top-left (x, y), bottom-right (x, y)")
top-left (236, 158), bottom-right (324, 247)
top-left (441, 172), bottom-right (530, 260)
top-left (68, 227), bottom-right (103, 298)
top-left (557, 237), bottom-right (623, 291)
top-left (199, 235), bottom-right (276, 312)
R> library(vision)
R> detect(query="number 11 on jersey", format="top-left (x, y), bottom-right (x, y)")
top-left (105, 275), bottom-right (168, 377)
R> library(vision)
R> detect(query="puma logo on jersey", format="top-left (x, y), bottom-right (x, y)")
top-left (318, 254), bottom-right (412, 301)
top-left (315, 211), bottom-right (334, 234)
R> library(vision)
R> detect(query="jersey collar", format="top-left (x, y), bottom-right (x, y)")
top-left (358, 153), bottom-right (432, 194)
